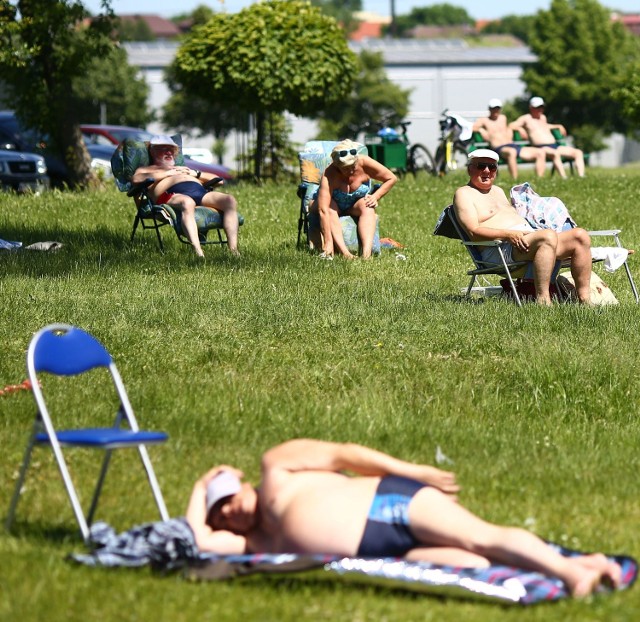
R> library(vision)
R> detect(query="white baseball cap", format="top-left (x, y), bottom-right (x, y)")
top-left (205, 470), bottom-right (242, 515)
top-left (529, 96), bottom-right (545, 108)
top-left (488, 98), bottom-right (503, 109)
top-left (468, 148), bottom-right (499, 163)
top-left (149, 134), bottom-right (179, 149)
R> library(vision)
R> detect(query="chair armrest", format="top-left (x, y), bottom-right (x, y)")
top-left (203, 177), bottom-right (223, 190)
top-left (588, 230), bottom-right (622, 236)
top-left (463, 240), bottom-right (503, 247)
top-left (126, 178), bottom-right (154, 198)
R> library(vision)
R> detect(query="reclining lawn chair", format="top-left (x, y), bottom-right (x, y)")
top-left (434, 198), bottom-right (638, 306)
top-left (6, 324), bottom-right (169, 542)
top-left (111, 134), bottom-right (243, 252)
top-left (296, 140), bottom-right (380, 254)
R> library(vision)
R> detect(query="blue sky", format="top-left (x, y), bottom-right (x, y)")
top-left (83, 1), bottom-right (639, 21)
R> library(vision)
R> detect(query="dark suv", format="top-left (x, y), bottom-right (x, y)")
top-left (0, 148), bottom-right (49, 193)
top-left (0, 111), bottom-right (114, 187)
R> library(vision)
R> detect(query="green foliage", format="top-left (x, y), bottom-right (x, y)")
top-left (172, 0), bottom-right (356, 116)
top-left (2, 170), bottom-right (640, 620)
top-left (162, 63), bottom-right (250, 144)
top-left (73, 46), bottom-right (153, 126)
top-left (0, 0), bottom-right (117, 187)
top-left (310, 0), bottom-right (362, 33)
top-left (523, 0), bottom-right (640, 138)
top-left (171, 4), bottom-right (216, 27)
top-left (113, 15), bottom-right (156, 42)
top-left (479, 14), bottom-right (537, 45)
top-left (316, 50), bottom-right (411, 139)
top-left (393, 3), bottom-right (473, 35)
top-left (613, 61), bottom-right (640, 130)
top-left (171, 0), bottom-right (357, 179)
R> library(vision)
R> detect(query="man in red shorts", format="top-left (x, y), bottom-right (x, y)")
top-left (132, 135), bottom-right (239, 256)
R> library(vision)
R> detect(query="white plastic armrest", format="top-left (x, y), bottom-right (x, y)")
top-left (588, 229), bottom-right (621, 236)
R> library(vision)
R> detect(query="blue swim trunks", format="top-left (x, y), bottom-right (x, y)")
top-left (332, 181), bottom-right (371, 214)
top-left (357, 475), bottom-right (425, 557)
top-left (533, 143), bottom-right (558, 149)
top-left (495, 143), bottom-right (522, 157)
top-left (164, 180), bottom-right (208, 205)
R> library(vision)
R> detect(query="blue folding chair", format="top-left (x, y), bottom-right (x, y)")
top-left (6, 324), bottom-right (169, 541)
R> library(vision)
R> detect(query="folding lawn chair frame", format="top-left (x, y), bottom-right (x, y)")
top-left (434, 205), bottom-right (638, 307)
top-left (6, 324), bottom-right (170, 542)
top-left (111, 136), bottom-right (243, 253)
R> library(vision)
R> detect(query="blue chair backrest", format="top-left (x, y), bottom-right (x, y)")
top-left (31, 326), bottom-right (112, 376)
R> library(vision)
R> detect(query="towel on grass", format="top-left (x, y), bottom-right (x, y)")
top-left (69, 519), bottom-right (637, 605)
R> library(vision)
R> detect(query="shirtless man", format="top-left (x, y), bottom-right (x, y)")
top-left (473, 99), bottom-right (553, 179)
top-left (510, 97), bottom-right (585, 178)
top-left (453, 149), bottom-right (592, 305)
top-left (186, 438), bottom-right (621, 598)
top-left (132, 135), bottom-right (239, 257)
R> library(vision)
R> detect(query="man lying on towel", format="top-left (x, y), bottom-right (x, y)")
top-left (186, 439), bottom-right (621, 598)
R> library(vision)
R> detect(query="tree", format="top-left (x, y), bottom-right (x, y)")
top-left (0, 0), bottom-right (116, 187)
top-left (614, 61), bottom-right (640, 130)
top-left (316, 50), bottom-right (411, 139)
top-left (170, 0), bottom-right (357, 180)
top-left (74, 46), bottom-right (153, 127)
top-left (113, 16), bottom-right (156, 42)
top-left (171, 4), bottom-right (215, 29)
top-left (479, 14), bottom-right (536, 45)
top-left (392, 4), bottom-right (473, 36)
top-left (310, 0), bottom-right (362, 34)
top-left (522, 0), bottom-right (640, 151)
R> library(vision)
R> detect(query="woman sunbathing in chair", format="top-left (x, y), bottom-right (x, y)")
top-left (310, 139), bottom-right (396, 259)
top-left (186, 439), bottom-right (622, 598)
top-left (132, 135), bottom-right (240, 257)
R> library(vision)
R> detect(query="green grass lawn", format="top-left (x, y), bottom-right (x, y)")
top-left (1, 167), bottom-right (640, 621)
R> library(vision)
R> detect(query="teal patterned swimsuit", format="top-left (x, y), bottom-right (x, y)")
top-left (332, 180), bottom-right (372, 213)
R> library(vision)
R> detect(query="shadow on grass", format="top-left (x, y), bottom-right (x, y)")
top-left (6, 519), bottom-right (81, 545)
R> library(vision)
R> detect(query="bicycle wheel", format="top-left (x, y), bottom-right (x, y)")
top-left (435, 142), bottom-right (468, 175)
top-left (449, 143), bottom-right (469, 173)
top-left (434, 144), bottom-right (447, 176)
top-left (407, 143), bottom-right (435, 176)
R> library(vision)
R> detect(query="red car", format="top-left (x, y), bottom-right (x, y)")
top-left (81, 124), bottom-right (234, 181)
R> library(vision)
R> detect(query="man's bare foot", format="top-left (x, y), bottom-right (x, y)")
top-left (229, 248), bottom-right (240, 257)
top-left (566, 555), bottom-right (622, 597)
top-left (535, 297), bottom-right (553, 306)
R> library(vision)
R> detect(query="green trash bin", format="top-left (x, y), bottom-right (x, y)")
top-left (366, 138), bottom-right (407, 170)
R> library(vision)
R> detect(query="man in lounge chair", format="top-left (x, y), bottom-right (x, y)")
top-left (132, 135), bottom-right (240, 257)
top-left (510, 97), bottom-right (585, 178)
top-left (472, 99), bottom-right (558, 179)
top-left (186, 438), bottom-right (620, 598)
top-left (453, 149), bottom-right (592, 305)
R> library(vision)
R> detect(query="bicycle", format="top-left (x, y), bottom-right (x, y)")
top-left (364, 116), bottom-right (435, 177)
top-left (432, 109), bottom-right (472, 176)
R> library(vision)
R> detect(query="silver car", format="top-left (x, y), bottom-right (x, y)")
top-left (0, 149), bottom-right (49, 193)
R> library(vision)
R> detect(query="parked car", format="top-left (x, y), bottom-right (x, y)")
top-left (80, 124), bottom-right (234, 181)
top-left (0, 111), bottom-right (113, 187)
top-left (0, 149), bottom-right (49, 193)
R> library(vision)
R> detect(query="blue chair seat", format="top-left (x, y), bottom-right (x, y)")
top-left (35, 428), bottom-right (168, 447)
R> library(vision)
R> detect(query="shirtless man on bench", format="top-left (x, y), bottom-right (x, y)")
top-left (186, 438), bottom-right (620, 597)
top-left (473, 99), bottom-right (559, 179)
top-left (510, 97), bottom-right (586, 178)
top-left (453, 149), bottom-right (592, 305)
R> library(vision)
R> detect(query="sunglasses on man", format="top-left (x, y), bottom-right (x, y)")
top-left (338, 148), bottom-right (358, 157)
top-left (471, 162), bottom-right (498, 172)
